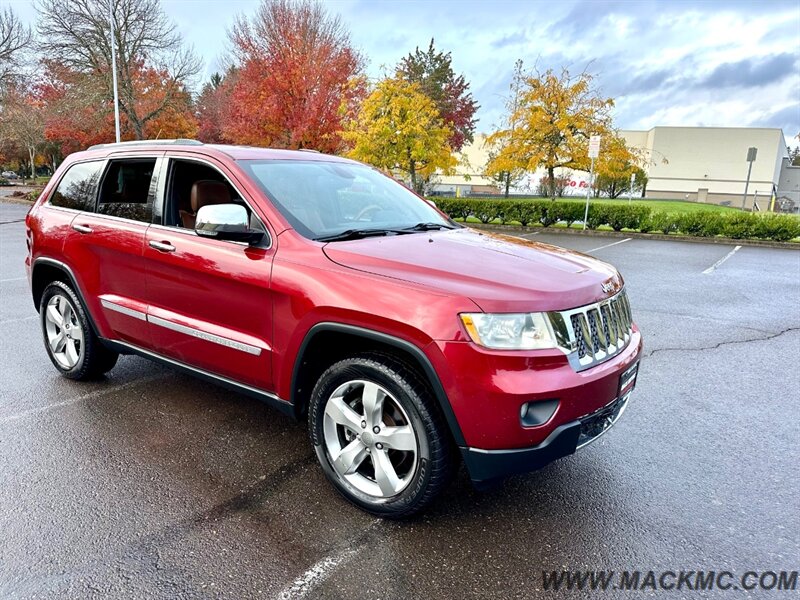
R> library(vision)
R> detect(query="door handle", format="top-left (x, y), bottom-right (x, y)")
top-left (72, 224), bottom-right (92, 234)
top-left (148, 240), bottom-right (176, 253)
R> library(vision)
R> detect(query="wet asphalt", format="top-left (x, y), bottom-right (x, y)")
top-left (1, 199), bottom-right (799, 599)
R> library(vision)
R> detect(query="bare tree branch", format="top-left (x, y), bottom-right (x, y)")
top-left (36, 0), bottom-right (201, 138)
top-left (0, 7), bottom-right (32, 91)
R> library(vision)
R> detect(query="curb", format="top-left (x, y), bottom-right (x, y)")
top-left (468, 223), bottom-right (800, 250)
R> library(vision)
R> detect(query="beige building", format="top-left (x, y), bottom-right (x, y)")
top-left (622, 126), bottom-right (797, 210)
top-left (431, 134), bottom-right (501, 196)
top-left (433, 126), bottom-right (799, 211)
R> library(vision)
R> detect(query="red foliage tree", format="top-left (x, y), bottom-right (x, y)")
top-left (397, 39), bottom-right (479, 152)
top-left (196, 72), bottom-right (234, 143)
top-left (36, 59), bottom-right (197, 156)
top-left (225, 0), bottom-right (365, 153)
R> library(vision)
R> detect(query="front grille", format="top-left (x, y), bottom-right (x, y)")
top-left (577, 392), bottom-right (630, 448)
top-left (552, 289), bottom-right (633, 370)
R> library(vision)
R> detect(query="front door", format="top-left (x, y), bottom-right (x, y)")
top-left (143, 156), bottom-right (275, 390)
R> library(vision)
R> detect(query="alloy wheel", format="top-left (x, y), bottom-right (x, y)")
top-left (322, 379), bottom-right (419, 498)
top-left (44, 295), bottom-right (83, 369)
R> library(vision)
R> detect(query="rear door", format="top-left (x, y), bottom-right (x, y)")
top-left (143, 154), bottom-right (276, 390)
top-left (61, 154), bottom-right (162, 347)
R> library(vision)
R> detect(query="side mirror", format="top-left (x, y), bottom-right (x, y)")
top-left (195, 203), bottom-right (264, 245)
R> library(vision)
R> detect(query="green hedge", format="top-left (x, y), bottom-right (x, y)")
top-left (432, 198), bottom-right (800, 242)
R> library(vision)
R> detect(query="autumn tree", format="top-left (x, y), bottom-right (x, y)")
top-left (345, 77), bottom-right (456, 193)
top-left (485, 60), bottom-right (525, 198)
top-left (487, 66), bottom-right (614, 199)
top-left (0, 6), bottom-right (32, 91)
top-left (36, 0), bottom-right (200, 140)
top-left (0, 86), bottom-right (45, 179)
top-left (592, 134), bottom-right (646, 198)
top-left (396, 39), bottom-right (478, 153)
top-left (196, 71), bottom-right (233, 143)
top-left (225, 0), bottom-right (365, 152)
top-left (37, 59), bottom-right (197, 155)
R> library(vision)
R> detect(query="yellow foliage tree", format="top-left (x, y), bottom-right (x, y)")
top-left (344, 77), bottom-right (456, 193)
top-left (593, 133), bottom-right (646, 198)
top-left (486, 66), bottom-right (614, 198)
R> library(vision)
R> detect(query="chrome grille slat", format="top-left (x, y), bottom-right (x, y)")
top-left (552, 289), bottom-right (634, 371)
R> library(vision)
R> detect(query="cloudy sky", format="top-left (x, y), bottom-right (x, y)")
top-left (12, 0), bottom-right (800, 143)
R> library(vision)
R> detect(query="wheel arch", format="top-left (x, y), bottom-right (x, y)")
top-left (291, 323), bottom-right (466, 447)
top-left (31, 257), bottom-right (100, 335)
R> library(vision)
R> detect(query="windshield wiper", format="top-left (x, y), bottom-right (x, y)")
top-left (315, 228), bottom-right (415, 242)
top-left (403, 222), bottom-right (457, 231)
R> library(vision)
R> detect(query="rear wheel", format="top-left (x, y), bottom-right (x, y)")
top-left (308, 353), bottom-right (455, 518)
top-left (40, 281), bottom-right (118, 380)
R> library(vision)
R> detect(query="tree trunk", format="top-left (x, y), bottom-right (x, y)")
top-left (28, 146), bottom-right (35, 180)
top-left (504, 172), bottom-right (510, 198)
top-left (409, 158), bottom-right (417, 194)
top-left (547, 166), bottom-right (555, 199)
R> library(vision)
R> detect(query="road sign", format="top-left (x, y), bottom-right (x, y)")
top-left (588, 135), bottom-right (601, 158)
top-left (746, 147), bottom-right (757, 162)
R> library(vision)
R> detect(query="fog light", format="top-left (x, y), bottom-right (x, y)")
top-left (520, 399), bottom-right (559, 427)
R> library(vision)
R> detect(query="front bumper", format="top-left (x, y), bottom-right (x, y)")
top-left (462, 390), bottom-right (632, 488)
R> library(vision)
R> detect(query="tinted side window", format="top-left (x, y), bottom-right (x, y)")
top-left (49, 161), bottom-right (104, 211)
top-left (97, 159), bottom-right (156, 222)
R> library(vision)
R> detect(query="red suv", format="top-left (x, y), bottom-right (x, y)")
top-left (25, 140), bottom-right (641, 517)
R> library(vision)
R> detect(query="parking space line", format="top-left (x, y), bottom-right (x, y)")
top-left (702, 245), bottom-right (742, 274)
top-left (587, 238), bottom-right (632, 253)
top-left (279, 547), bottom-right (359, 599)
top-left (0, 374), bottom-right (166, 425)
top-left (278, 519), bottom-right (381, 599)
top-left (0, 277), bottom-right (26, 282)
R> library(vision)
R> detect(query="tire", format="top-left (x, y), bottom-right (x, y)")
top-left (39, 281), bottom-right (119, 380)
top-left (308, 353), bottom-right (456, 518)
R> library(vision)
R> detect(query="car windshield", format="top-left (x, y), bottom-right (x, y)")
top-left (239, 159), bottom-right (453, 240)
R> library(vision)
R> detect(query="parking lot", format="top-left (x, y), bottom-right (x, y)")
top-left (1, 198), bottom-right (798, 598)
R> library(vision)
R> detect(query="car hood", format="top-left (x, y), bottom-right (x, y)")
top-left (322, 228), bottom-right (623, 312)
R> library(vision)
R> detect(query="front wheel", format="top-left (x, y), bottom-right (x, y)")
top-left (308, 353), bottom-right (455, 518)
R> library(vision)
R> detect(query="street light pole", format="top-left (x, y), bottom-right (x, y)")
top-left (109, 0), bottom-right (121, 143)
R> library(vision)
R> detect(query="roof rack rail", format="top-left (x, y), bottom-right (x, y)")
top-left (87, 139), bottom-right (203, 150)
top-left (298, 148), bottom-right (321, 153)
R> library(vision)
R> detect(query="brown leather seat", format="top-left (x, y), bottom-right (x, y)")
top-left (180, 180), bottom-right (231, 229)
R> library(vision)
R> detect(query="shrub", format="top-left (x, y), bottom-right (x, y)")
top-left (749, 214), bottom-right (800, 242)
top-left (504, 201), bottom-right (541, 227)
top-left (0, 178), bottom-right (9, 186)
top-left (642, 211), bottom-right (679, 234)
top-left (677, 211), bottom-right (722, 237)
top-left (584, 204), bottom-right (610, 229)
top-left (604, 205), bottom-right (651, 231)
top-left (471, 199), bottom-right (501, 223)
top-left (428, 197), bottom-right (799, 242)
top-left (557, 202), bottom-right (586, 228)
top-left (538, 200), bottom-right (560, 227)
top-left (718, 212), bottom-right (756, 239)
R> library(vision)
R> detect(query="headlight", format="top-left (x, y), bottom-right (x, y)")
top-left (459, 313), bottom-right (557, 350)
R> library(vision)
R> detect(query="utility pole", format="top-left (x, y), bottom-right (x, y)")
top-left (583, 135), bottom-right (601, 230)
top-left (741, 147), bottom-right (757, 210)
top-left (109, 0), bottom-right (121, 143)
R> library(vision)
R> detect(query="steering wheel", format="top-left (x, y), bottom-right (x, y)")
top-left (354, 204), bottom-right (383, 221)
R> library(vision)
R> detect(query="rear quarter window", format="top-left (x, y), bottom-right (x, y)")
top-left (48, 161), bottom-right (104, 211)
